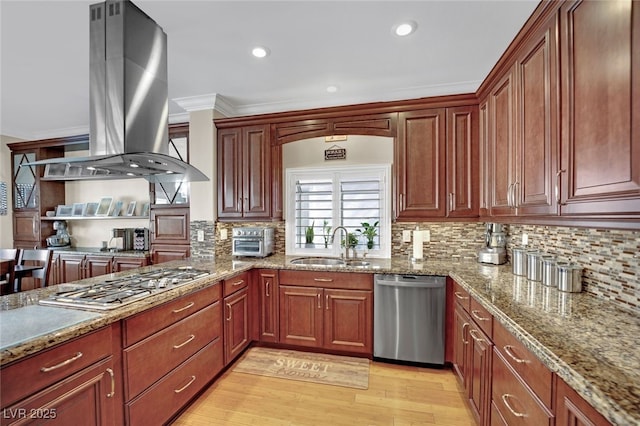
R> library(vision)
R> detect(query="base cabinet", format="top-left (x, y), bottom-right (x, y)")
top-left (257, 269), bottom-right (279, 343)
top-left (53, 253), bottom-right (149, 285)
top-left (223, 273), bottom-right (251, 365)
top-left (555, 376), bottom-right (612, 426)
top-left (278, 271), bottom-right (373, 355)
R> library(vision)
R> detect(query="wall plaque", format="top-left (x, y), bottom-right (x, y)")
top-left (324, 146), bottom-right (346, 160)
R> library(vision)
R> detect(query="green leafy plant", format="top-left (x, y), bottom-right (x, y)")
top-left (357, 221), bottom-right (379, 249)
top-left (305, 221), bottom-right (315, 244)
top-left (341, 232), bottom-right (359, 249)
top-left (322, 220), bottom-right (332, 248)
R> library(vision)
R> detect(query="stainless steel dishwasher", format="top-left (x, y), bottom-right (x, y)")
top-left (374, 274), bottom-right (446, 365)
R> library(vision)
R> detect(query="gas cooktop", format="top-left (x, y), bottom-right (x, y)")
top-left (39, 267), bottom-right (210, 311)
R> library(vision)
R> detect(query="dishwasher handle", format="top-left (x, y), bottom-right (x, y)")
top-left (375, 275), bottom-right (445, 289)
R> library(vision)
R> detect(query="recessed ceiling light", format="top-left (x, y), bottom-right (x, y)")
top-left (252, 46), bottom-right (270, 58)
top-left (326, 85), bottom-right (338, 93)
top-left (394, 21), bottom-right (417, 37)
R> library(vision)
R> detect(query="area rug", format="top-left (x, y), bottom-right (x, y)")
top-left (233, 347), bottom-right (369, 389)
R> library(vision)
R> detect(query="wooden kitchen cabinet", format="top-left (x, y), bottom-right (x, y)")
top-left (278, 270), bottom-right (373, 355)
top-left (446, 105), bottom-right (479, 217)
top-left (0, 326), bottom-right (118, 426)
top-left (223, 273), bottom-right (250, 365)
top-left (55, 253), bottom-right (149, 284)
top-left (555, 376), bottom-right (612, 426)
top-left (559, 0), bottom-right (640, 217)
top-left (396, 108), bottom-right (447, 219)
top-left (468, 318), bottom-right (493, 426)
top-left (217, 125), bottom-right (271, 220)
top-left (123, 284), bottom-right (223, 425)
top-left (150, 205), bottom-right (190, 264)
top-left (256, 269), bottom-right (279, 343)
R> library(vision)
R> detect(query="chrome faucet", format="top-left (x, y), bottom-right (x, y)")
top-left (331, 226), bottom-right (351, 260)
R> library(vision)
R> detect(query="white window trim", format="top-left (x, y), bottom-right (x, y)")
top-left (285, 164), bottom-right (391, 258)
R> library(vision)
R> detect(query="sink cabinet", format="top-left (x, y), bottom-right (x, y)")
top-left (122, 284), bottom-right (223, 425)
top-left (0, 326), bottom-right (119, 426)
top-left (278, 270), bottom-right (373, 355)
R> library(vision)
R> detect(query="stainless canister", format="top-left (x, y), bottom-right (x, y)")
top-left (557, 263), bottom-right (583, 293)
top-left (526, 252), bottom-right (545, 281)
top-left (511, 248), bottom-right (528, 276)
top-left (541, 257), bottom-right (558, 287)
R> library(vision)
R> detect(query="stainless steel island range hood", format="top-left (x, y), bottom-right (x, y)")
top-left (28, 0), bottom-right (208, 183)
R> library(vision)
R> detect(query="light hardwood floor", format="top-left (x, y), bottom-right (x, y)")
top-left (172, 360), bottom-right (475, 426)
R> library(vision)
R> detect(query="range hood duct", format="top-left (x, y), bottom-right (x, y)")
top-left (27, 0), bottom-right (208, 183)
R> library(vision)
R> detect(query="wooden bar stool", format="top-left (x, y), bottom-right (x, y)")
top-left (14, 249), bottom-right (53, 293)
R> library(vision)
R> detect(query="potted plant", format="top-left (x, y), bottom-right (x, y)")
top-left (357, 221), bottom-right (379, 249)
top-left (305, 221), bottom-right (315, 247)
top-left (341, 232), bottom-right (359, 249)
top-left (322, 220), bottom-right (332, 248)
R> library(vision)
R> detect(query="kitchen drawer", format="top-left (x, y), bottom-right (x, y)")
top-left (470, 297), bottom-right (493, 338)
top-left (492, 349), bottom-right (553, 426)
top-left (223, 271), bottom-right (249, 297)
top-left (493, 320), bottom-right (552, 408)
top-left (279, 270), bottom-right (372, 290)
top-left (123, 283), bottom-right (221, 346)
top-left (1, 326), bottom-right (112, 408)
top-left (126, 339), bottom-right (222, 426)
top-left (123, 301), bottom-right (221, 400)
top-left (451, 279), bottom-right (471, 311)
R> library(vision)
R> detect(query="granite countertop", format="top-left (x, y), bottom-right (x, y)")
top-left (0, 254), bottom-right (637, 425)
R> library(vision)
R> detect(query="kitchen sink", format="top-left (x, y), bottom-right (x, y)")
top-left (345, 260), bottom-right (371, 267)
top-left (290, 257), bottom-right (346, 266)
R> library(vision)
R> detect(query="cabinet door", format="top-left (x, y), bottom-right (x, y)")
top-left (489, 66), bottom-right (517, 216)
top-left (217, 127), bottom-right (242, 218)
top-left (555, 376), bottom-right (612, 426)
top-left (257, 270), bottom-right (279, 343)
top-left (396, 109), bottom-right (446, 219)
top-left (323, 289), bottom-right (372, 354)
top-left (13, 211), bottom-right (40, 244)
top-left (85, 256), bottom-right (113, 278)
top-left (224, 288), bottom-right (249, 364)
top-left (452, 303), bottom-right (470, 388)
top-left (151, 245), bottom-right (189, 265)
top-left (478, 99), bottom-right (490, 217)
top-left (468, 323), bottom-right (492, 426)
top-left (150, 206), bottom-right (189, 245)
top-left (560, 0), bottom-right (640, 216)
top-left (515, 13), bottom-right (559, 216)
top-left (2, 357), bottom-right (116, 426)
top-left (446, 106), bottom-right (479, 217)
top-left (279, 285), bottom-right (323, 348)
top-left (59, 254), bottom-right (86, 283)
top-left (113, 256), bottom-right (149, 272)
top-left (242, 125), bottom-right (271, 218)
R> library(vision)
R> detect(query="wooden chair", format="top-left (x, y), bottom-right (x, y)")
top-left (15, 249), bottom-right (53, 292)
top-left (0, 248), bottom-right (18, 295)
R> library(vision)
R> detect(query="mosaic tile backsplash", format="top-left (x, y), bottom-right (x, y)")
top-left (204, 220), bottom-right (639, 314)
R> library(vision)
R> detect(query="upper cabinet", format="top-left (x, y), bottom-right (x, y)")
top-left (559, 0), bottom-right (640, 217)
top-left (396, 105), bottom-right (478, 220)
top-left (217, 124), bottom-right (272, 220)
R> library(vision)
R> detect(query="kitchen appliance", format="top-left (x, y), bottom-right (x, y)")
top-left (39, 266), bottom-right (210, 311)
top-left (478, 223), bottom-right (507, 265)
top-left (23, 0), bottom-right (208, 183)
top-left (133, 228), bottom-right (149, 251)
top-left (46, 220), bottom-right (71, 247)
top-left (374, 274), bottom-right (446, 365)
top-left (232, 227), bottom-right (274, 257)
top-left (110, 228), bottom-right (134, 251)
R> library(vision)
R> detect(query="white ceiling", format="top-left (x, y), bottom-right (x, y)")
top-left (0, 0), bottom-right (538, 141)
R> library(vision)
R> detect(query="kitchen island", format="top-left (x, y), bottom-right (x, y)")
top-left (1, 255), bottom-right (637, 425)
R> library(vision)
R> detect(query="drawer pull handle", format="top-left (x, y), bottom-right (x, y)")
top-left (317, 293), bottom-right (321, 309)
top-left (314, 278), bottom-right (333, 282)
top-left (232, 280), bottom-right (244, 286)
top-left (454, 291), bottom-right (469, 300)
top-left (40, 352), bottom-right (83, 372)
top-left (462, 323), bottom-right (470, 345)
top-left (172, 302), bottom-right (195, 314)
top-left (471, 310), bottom-right (490, 322)
top-left (501, 393), bottom-right (527, 418)
top-left (174, 375), bottom-right (196, 394)
top-left (469, 329), bottom-right (485, 343)
top-left (325, 294), bottom-right (329, 310)
top-left (266, 281), bottom-right (270, 297)
top-left (173, 334), bottom-right (195, 349)
top-left (106, 368), bottom-right (115, 398)
top-left (226, 303), bottom-right (232, 321)
top-left (504, 345), bottom-right (529, 364)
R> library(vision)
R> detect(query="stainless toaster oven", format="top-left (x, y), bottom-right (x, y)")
top-left (231, 227), bottom-right (274, 257)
